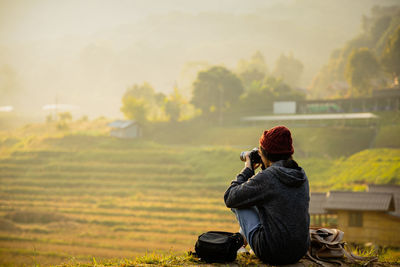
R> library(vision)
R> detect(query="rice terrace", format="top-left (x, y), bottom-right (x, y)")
top-left (2, 0), bottom-right (400, 266)
top-left (0, 131), bottom-right (237, 265)
top-left (0, 116), bottom-right (400, 266)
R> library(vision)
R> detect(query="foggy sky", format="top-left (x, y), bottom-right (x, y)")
top-left (0, 0), bottom-right (398, 118)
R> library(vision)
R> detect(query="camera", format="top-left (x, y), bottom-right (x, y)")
top-left (240, 147), bottom-right (262, 165)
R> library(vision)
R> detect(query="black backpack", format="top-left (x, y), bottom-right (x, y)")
top-left (194, 231), bottom-right (244, 263)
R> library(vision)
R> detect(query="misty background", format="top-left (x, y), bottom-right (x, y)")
top-left (0, 0), bottom-right (399, 118)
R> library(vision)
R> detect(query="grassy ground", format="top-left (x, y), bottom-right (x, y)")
top-left (55, 251), bottom-right (400, 266)
top-left (0, 117), bottom-right (399, 266)
top-left (0, 133), bottom-right (241, 266)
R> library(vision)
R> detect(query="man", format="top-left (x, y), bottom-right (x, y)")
top-left (224, 125), bottom-right (310, 265)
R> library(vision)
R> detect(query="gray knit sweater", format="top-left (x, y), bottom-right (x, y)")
top-left (224, 160), bottom-right (310, 265)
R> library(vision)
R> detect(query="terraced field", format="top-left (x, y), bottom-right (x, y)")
top-left (0, 136), bottom-right (243, 266)
top-left (1, 131), bottom-right (399, 266)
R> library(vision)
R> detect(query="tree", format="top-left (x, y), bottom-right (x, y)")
top-left (192, 66), bottom-right (244, 120)
top-left (122, 82), bottom-right (165, 122)
top-left (381, 26), bottom-right (400, 85)
top-left (265, 76), bottom-right (305, 101)
top-left (120, 95), bottom-right (148, 124)
top-left (124, 82), bottom-right (156, 101)
top-left (308, 6), bottom-right (399, 99)
top-left (237, 76), bottom-right (305, 115)
top-left (178, 61), bottom-right (210, 99)
top-left (237, 51), bottom-right (269, 90)
top-left (164, 88), bottom-right (183, 122)
top-left (238, 80), bottom-right (274, 114)
top-left (273, 53), bottom-right (304, 88)
top-left (345, 47), bottom-right (380, 97)
top-left (58, 112), bottom-right (72, 121)
top-left (56, 112), bottom-right (72, 130)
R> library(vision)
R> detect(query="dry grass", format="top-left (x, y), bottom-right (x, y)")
top-left (0, 123), bottom-right (399, 266)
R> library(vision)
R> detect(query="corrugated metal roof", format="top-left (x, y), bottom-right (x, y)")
top-left (310, 192), bottom-right (328, 214)
top-left (241, 113), bottom-right (377, 122)
top-left (107, 120), bottom-right (136, 129)
top-left (368, 184), bottom-right (400, 217)
top-left (324, 191), bottom-right (394, 212)
top-left (368, 184), bottom-right (400, 194)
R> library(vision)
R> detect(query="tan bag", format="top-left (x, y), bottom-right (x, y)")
top-left (307, 228), bottom-right (377, 266)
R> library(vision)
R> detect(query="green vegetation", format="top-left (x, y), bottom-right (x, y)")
top-left (192, 66), bottom-right (244, 120)
top-left (273, 53), bottom-right (304, 88)
top-left (0, 132), bottom-right (239, 266)
top-left (0, 119), bottom-right (400, 265)
top-left (328, 149), bottom-right (400, 190)
top-left (310, 5), bottom-right (400, 98)
top-left (381, 25), bottom-right (400, 84)
top-left (237, 51), bottom-right (268, 90)
top-left (345, 47), bottom-right (380, 97)
top-left (119, 50), bottom-right (307, 124)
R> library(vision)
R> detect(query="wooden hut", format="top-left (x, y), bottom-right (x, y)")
top-left (324, 190), bottom-right (400, 247)
top-left (368, 184), bottom-right (400, 217)
top-left (107, 120), bottom-right (141, 139)
top-left (309, 193), bottom-right (332, 227)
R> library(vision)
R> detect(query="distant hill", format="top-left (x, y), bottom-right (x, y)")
top-left (1, 0), bottom-right (399, 117)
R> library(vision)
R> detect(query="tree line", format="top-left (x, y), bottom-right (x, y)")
top-left (121, 5), bottom-right (400, 125)
top-left (120, 51), bottom-right (305, 125)
top-left (310, 5), bottom-right (400, 98)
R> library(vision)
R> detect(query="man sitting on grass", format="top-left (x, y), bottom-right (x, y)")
top-left (224, 125), bottom-right (310, 265)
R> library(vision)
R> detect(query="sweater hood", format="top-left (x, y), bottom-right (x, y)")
top-left (269, 160), bottom-right (307, 187)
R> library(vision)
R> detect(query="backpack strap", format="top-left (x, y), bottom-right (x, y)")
top-left (307, 250), bottom-right (344, 266)
top-left (306, 250), bottom-right (327, 266)
top-left (307, 228), bottom-right (378, 266)
top-left (340, 243), bottom-right (378, 265)
top-left (310, 230), bottom-right (344, 246)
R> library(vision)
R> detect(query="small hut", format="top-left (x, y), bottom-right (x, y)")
top-left (309, 192), bottom-right (331, 227)
top-left (368, 184), bottom-right (400, 217)
top-left (324, 190), bottom-right (400, 246)
top-left (107, 120), bottom-right (140, 139)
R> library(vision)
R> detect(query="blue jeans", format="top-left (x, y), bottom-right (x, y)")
top-left (231, 206), bottom-right (261, 249)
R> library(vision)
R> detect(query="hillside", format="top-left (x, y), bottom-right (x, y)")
top-left (0, 135), bottom-right (241, 266)
top-left (0, 121), bottom-right (400, 265)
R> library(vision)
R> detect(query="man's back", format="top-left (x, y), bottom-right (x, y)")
top-left (224, 160), bottom-right (310, 265)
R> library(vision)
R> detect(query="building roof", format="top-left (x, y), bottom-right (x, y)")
top-left (368, 184), bottom-right (400, 194)
top-left (107, 120), bottom-right (136, 129)
top-left (368, 184), bottom-right (400, 217)
top-left (241, 113), bottom-right (377, 122)
top-left (372, 87), bottom-right (400, 97)
top-left (324, 191), bottom-right (395, 212)
top-left (310, 193), bottom-right (328, 214)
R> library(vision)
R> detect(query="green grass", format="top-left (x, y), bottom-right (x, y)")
top-left (1, 119), bottom-right (400, 266)
top-left (143, 124), bottom-right (379, 158)
top-left (327, 148), bottom-right (400, 190)
top-left (55, 251), bottom-right (266, 266)
top-left (0, 134), bottom-right (243, 265)
top-left (374, 125), bottom-right (400, 148)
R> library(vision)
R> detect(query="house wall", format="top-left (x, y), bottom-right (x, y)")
top-left (125, 125), bottom-right (139, 138)
top-left (110, 125), bottom-right (139, 139)
top-left (110, 129), bottom-right (124, 138)
top-left (336, 210), bottom-right (400, 247)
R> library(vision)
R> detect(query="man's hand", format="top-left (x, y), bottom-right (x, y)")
top-left (244, 153), bottom-right (260, 170)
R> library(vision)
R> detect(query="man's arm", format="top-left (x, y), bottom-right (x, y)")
top-left (224, 167), bottom-right (272, 209)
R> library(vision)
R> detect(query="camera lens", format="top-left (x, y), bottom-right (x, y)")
top-left (240, 151), bottom-right (247, 162)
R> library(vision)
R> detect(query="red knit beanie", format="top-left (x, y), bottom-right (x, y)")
top-left (259, 126), bottom-right (294, 155)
